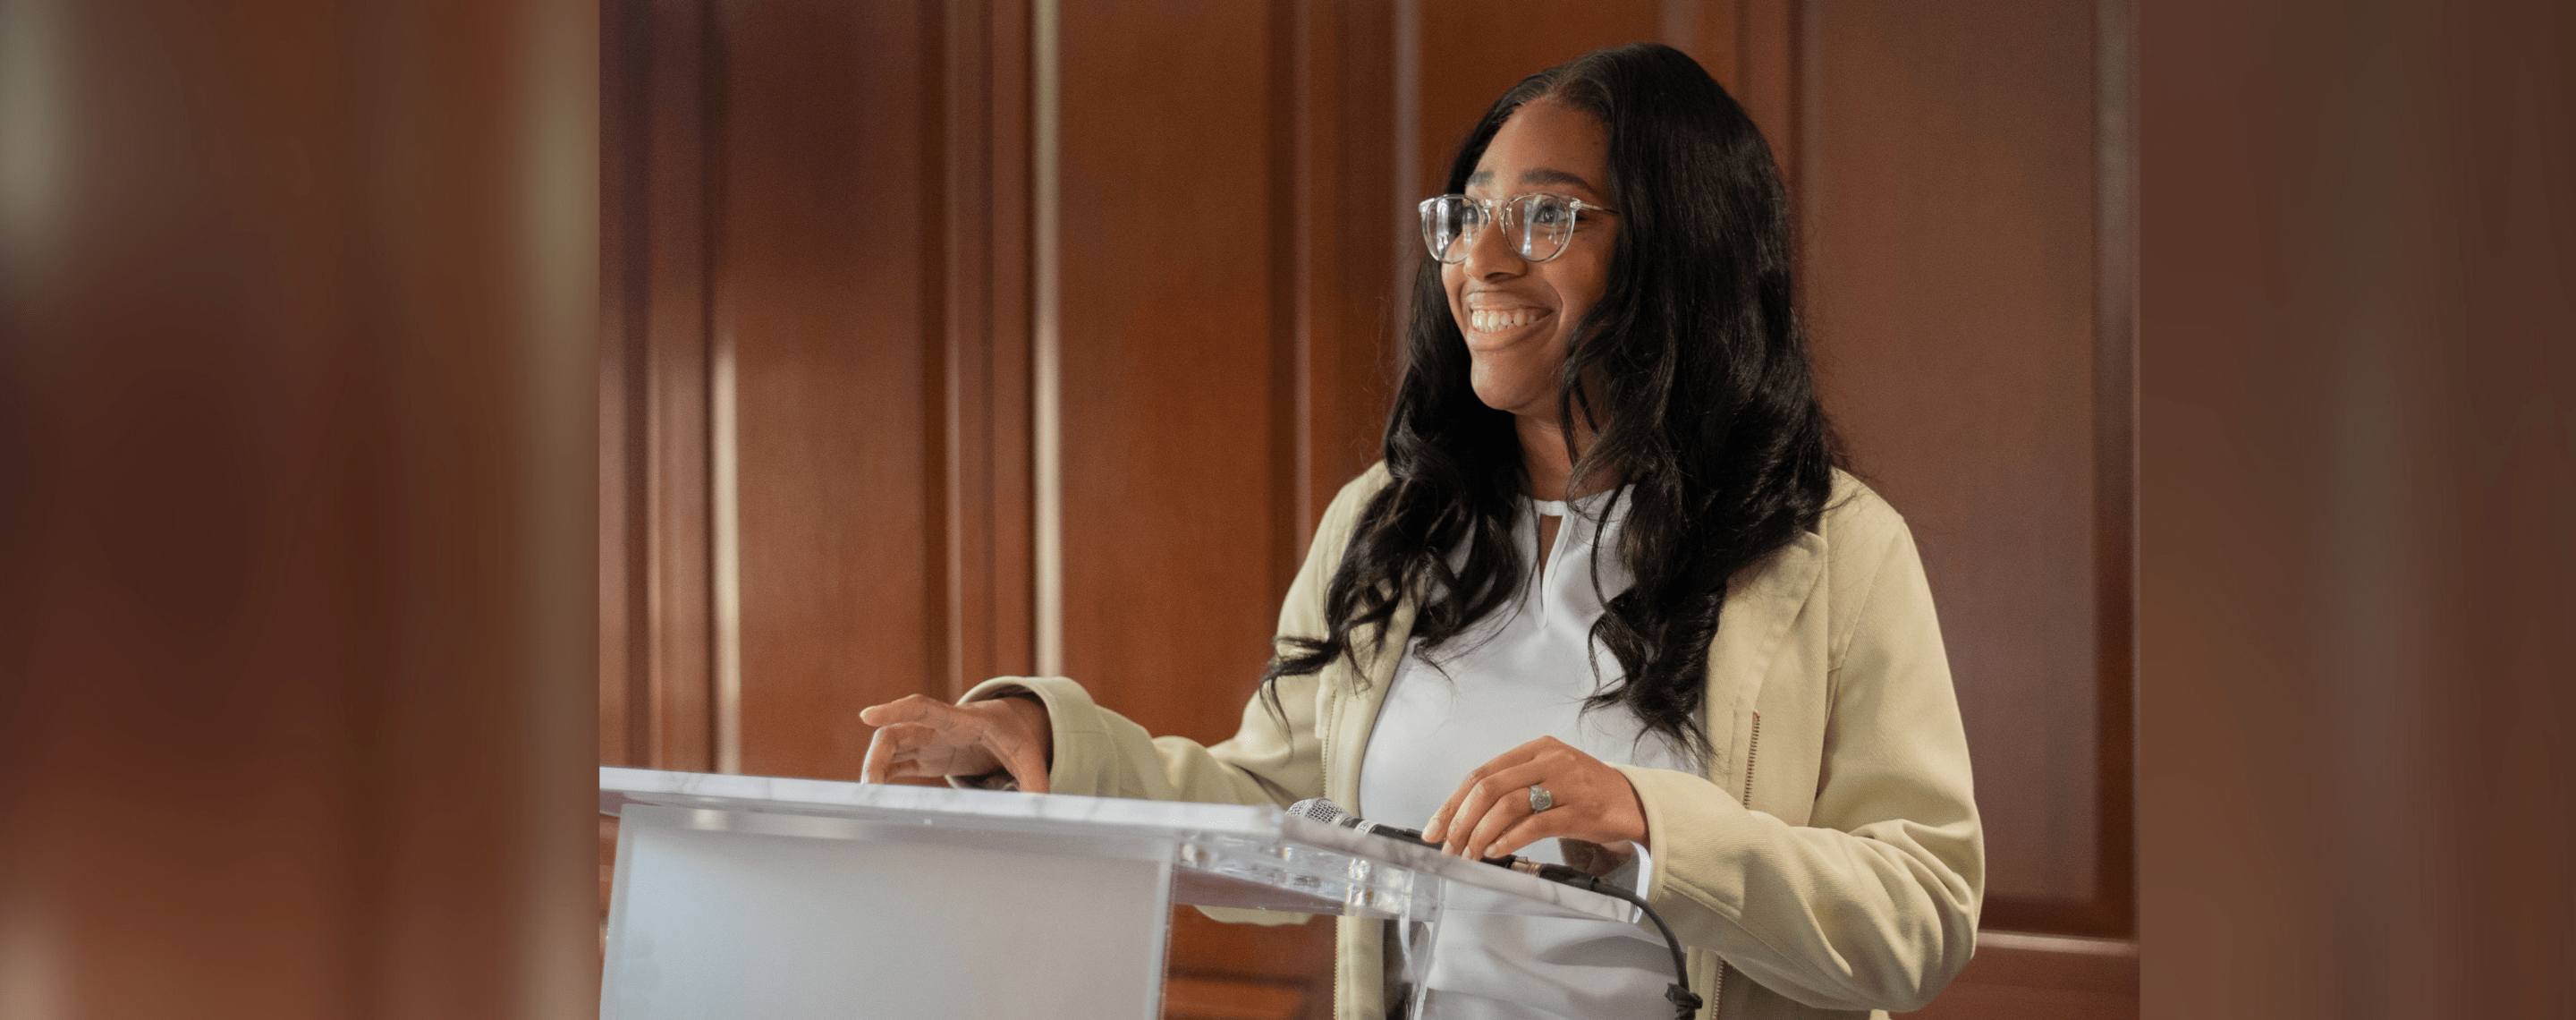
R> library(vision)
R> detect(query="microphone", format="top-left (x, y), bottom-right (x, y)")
top-left (1284, 797), bottom-right (1550, 877)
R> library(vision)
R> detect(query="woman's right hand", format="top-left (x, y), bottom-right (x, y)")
top-left (858, 693), bottom-right (1055, 793)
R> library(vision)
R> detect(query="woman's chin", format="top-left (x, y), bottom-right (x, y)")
top-left (1467, 374), bottom-right (1551, 420)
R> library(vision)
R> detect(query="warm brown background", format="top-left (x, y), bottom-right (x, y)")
top-left (7, 2), bottom-right (2568, 1020)
top-left (598, 0), bottom-right (2135, 1016)
top-left (2139, 1), bottom-right (2576, 1017)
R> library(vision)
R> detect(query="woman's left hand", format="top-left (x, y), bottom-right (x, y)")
top-left (1421, 735), bottom-right (1650, 861)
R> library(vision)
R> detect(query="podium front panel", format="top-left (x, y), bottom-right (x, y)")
top-left (605, 805), bottom-right (1172, 1020)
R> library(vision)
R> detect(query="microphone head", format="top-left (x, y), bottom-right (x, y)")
top-left (1284, 797), bottom-right (1358, 829)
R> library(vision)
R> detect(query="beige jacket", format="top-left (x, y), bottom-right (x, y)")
top-left (964, 463), bottom-right (1982, 1020)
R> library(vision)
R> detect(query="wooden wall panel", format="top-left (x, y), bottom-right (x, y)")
top-left (1797, 0), bottom-right (2132, 934)
top-left (716, 0), bottom-right (940, 779)
top-left (1051, 0), bottom-right (1402, 1009)
top-left (603, 0), bottom-right (1035, 785)
top-left (1048, 0), bottom-right (1406, 770)
top-left (1055, 0), bottom-right (1297, 745)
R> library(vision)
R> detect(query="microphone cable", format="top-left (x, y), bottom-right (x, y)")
top-left (1525, 862), bottom-right (1703, 1020)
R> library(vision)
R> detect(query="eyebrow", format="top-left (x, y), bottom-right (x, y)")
top-left (1466, 166), bottom-right (1600, 192)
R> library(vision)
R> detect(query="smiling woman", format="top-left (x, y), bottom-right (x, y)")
top-left (861, 42), bottom-right (1981, 1020)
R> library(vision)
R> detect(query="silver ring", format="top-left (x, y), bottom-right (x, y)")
top-left (1529, 784), bottom-right (1555, 812)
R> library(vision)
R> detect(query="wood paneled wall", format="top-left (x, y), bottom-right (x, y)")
top-left (600, 2), bottom-right (2137, 1016)
top-left (1796, 0), bottom-right (2136, 939)
top-left (601, 0), bottom-right (1034, 779)
top-left (1051, 4), bottom-right (1402, 1012)
top-left (1055, 0), bottom-right (1308, 745)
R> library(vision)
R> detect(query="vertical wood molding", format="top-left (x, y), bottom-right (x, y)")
top-left (936, 0), bottom-right (971, 700)
top-left (704, 0), bottom-right (743, 766)
top-left (640, 0), bottom-right (715, 773)
top-left (1271, 0), bottom-right (1305, 595)
top-left (1391, 0), bottom-right (1420, 337)
top-left (922, 0), bottom-right (956, 705)
top-left (986, 0), bottom-right (1038, 684)
top-left (2091, 0), bottom-right (2139, 937)
top-left (1031, 0), bottom-right (1063, 678)
top-left (711, 310), bottom-right (741, 773)
top-left (693, 0), bottom-right (733, 773)
top-left (938, 0), bottom-right (1037, 695)
top-left (600, 0), bottom-right (647, 769)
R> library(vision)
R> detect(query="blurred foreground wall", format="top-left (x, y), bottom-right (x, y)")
top-left (2139, 1), bottom-right (2575, 1016)
top-left (0, 2), bottom-right (598, 1018)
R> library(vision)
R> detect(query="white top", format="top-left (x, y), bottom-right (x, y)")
top-left (1358, 490), bottom-right (1692, 1020)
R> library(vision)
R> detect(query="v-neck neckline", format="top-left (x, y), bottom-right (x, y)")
top-left (1527, 489), bottom-right (1617, 609)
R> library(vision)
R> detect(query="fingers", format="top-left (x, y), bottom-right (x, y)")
top-left (860, 722), bottom-right (934, 783)
top-left (1436, 761), bottom-right (1547, 857)
top-left (1453, 762), bottom-right (1555, 859)
top-left (861, 695), bottom-right (1036, 785)
top-left (861, 719), bottom-right (988, 783)
top-left (860, 726), bottom-right (891, 783)
top-left (1473, 811), bottom-right (1563, 863)
top-left (1424, 738), bottom-right (1555, 843)
top-left (1433, 773), bottom-right (1504, 854)
top-left (858, 693), bottom-right (943, 728)
top-left (1421, 736), bottom-right (1653, 860)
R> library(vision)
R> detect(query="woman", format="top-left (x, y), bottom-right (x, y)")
top-left (860, 43), bottom-right (1981, 1020)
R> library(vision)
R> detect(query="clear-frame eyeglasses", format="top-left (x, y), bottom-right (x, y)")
top-left (1419, 192), bottom-right (1619, 265)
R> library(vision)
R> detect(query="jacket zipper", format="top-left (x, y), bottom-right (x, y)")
top-left (1708, 710), bottom-right (1760, 1019)
top-left (1741, 711), bottom-right (1762, 803)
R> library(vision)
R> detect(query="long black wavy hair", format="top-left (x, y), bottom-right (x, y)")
top-left (1266, 43), bottom-right (1837, 763)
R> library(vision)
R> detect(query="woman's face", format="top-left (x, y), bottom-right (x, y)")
top-left (1442, 98), bottom-right (1618, 423)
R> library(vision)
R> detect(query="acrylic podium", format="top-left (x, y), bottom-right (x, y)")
top-left (599, 766), bottom-right (1633, 1020)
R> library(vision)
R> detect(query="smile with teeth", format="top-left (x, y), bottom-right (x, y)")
top-left (1468, 307), bottom-right (1551, 334)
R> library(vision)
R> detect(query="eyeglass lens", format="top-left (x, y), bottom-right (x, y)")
top-left (1419, 194), bottom-right (1580, 264)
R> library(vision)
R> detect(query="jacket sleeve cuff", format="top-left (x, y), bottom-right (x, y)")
top-left (1613, 762), bottom-right (1764, 922)
top-left (955, 676), bottom-right (1114, 796)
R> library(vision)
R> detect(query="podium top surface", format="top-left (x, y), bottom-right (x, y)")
top-left (601, 766), bottom-right (1631, 922)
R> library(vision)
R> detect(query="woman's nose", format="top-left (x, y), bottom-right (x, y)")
top-left (1460, 217), bottom-right (1526, 277)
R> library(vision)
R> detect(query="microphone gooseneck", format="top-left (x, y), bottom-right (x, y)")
top-left (1284, 799), bottom-right (1702, 1020)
